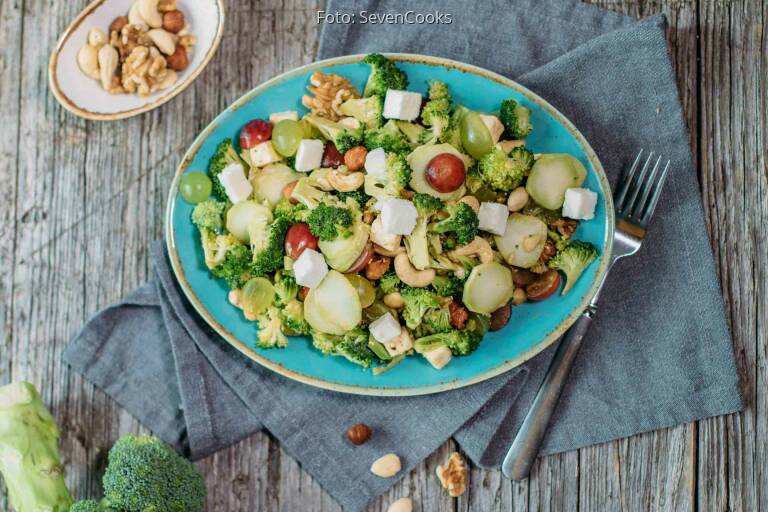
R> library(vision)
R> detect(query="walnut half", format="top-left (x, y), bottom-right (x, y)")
top-left (436, 452), bottom-right (467, 497)
top-left (302, 72), bottom-right (359, 120)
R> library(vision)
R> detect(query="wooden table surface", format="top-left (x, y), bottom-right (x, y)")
top-left (1, 0), bottom-right (765, 510)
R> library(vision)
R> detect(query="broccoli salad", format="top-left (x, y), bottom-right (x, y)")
top-left (179, 53), bottom-right (599, 373)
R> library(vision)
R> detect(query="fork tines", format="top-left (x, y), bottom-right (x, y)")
top-left (614, 150), bottom-right (671, 227)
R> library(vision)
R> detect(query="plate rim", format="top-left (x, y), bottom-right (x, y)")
top-left (164, 53), bottom-right (615, 396)
top-left (48, 0), bottom-right (226, 121)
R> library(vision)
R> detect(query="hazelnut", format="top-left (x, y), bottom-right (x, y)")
top-left (343, 146), bottom-right (367, 171)
top-left (448, 301), bottom-right (469, 329)
top-left (165, 45), bottom-right (189, 71)
top-left (364, 255), bottom-right (391, 281)
top-left (162, 9), bottom-right (185, 33)
top-left (109, 16), bottom-right (129, 34)
top-left (346, 423), bottom-right (372, 445)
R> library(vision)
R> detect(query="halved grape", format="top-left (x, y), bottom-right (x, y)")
top-left (460, 111), bottom-right (493, 159)
top-left (179, 172), bottom-right (212, 204)
top-left (272, 120), bottom-right (303, 157)
top-left (240, 277), bottom-right (275, 317)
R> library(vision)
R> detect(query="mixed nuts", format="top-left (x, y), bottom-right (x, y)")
top-left (76, 0), bottom-right (197, 97)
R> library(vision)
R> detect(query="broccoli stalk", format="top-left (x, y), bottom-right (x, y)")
top-left (413, 329), bottom-right (482, 356)
top-left (191, 199), bottom-right (226, 232)
top-left (400, 287), bottom-right (440, 329)
top-left (208, 139), bottom-right (245, 201)
top-left (304, 115), bottom-right (363, 153)
top-left (477, 144), bottom-right (535, 192)
top-left (428, 202), bottom-right (479, 245)
top-left (419, 81), bottom-right (452, 144)
top-left (256, 306), bottom-right (290, 348)
top-left (499, 99), bottom-right (533, 139)
top-left (0, 382), bottom-right (73, 512)
top-left (363, 120), bottom-right (412, 155)
top-left (362, 53), bottom-right (408, 97)
top-left (547, 240), bottom-right (598, 294)
top-left (364, 152), bottom-right (412, 199)
top-left (102, 434), bottom-right (206, 512)
top-left (339, 96), bottom-right (384, 129)
top-left (307, 203), bottom-right (354, 241)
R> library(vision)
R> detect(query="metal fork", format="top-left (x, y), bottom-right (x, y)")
top-left (501, 150), bottom-right (671, 480)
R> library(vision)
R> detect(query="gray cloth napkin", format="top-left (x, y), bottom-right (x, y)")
top-left (64, 1), bottom-right (744, 510)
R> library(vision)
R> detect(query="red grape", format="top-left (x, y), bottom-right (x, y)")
top-left (239, 119), bottom-right (272, 149)
top-left (284, 223), bottom-right (318, 259)
top-left (425, 153), bottom-right (466, 193)
top-left (322, 143), bottom-right (344, 168)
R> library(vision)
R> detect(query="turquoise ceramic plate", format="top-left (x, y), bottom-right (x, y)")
top-left (165, 54), bottom-right (614, 396)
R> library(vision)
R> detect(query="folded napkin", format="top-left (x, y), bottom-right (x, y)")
top-left (65, 1), bottom-right (744, 510)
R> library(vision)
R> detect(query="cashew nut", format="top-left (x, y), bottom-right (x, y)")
top-left (147, 28), bottom-right (177, 55)
top-left (507, 187), bottom-right (528, 212)
top-left (87, 28), bottom-right (108, 47)
top-left (77, 45), bottom-right (100, 79)
top-left (394, 252), bottom-right (435, 287)
top-left (383, 292), bottom-right (404, 309)
top-left (449, 236), bottom-right (494, 264)
top-left (458, 195), bottom-right (480, 214)
top-left (328, 169), bottom-right (364, 192)
top-left (138, 0), bottom-right (163, 28)
top-left (97, 44), bottom-right (119, 91)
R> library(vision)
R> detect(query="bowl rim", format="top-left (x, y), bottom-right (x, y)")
top-left (48, 0), bottom-right (225, 121)
top-left (164, 53), bottom-right (615, 396)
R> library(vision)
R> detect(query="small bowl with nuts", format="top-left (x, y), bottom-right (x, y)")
top-left (49, 0), bottom-right (224, 120)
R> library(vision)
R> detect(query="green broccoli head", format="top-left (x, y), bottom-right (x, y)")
top-left (273, 198), bottom-right (308, 223)
top-left (499, 99), bottom-right (533, 139)
top-left (311, 330), bottom-right (338, 354)
top-left (251, 217), bottom-right (292, 277)
top-left (428, 202), bottom-right (479, 245)
top-left (362, 53), bottom-right (408, 97)
top-left (379, 272), bottom-right (402, 293)
top-left (280, 299), bottom-right (310, 336)
top-left (191, 200), bottom-right (226, 232)
top-left (547, 240), bottom-right (598, 294)
top-left (71, 501), bottom-right (113, 512)
top-left (256, 306), bottom-right (289, 348)
top-left (201, 232), bottom-right (252, 288)
top-left (336, 189), bottom-right (371, 208)
top-left (412, 192), bottom-right (444, 216)
top-left (400, 286), bottom-right (440, 329)
top-left (419, 306), bottom-right (452, 336)
top-left (478, 144), bottom-right (534, 192)
top-left (290, 177), bottom-right (327, 209)
top-left (273, 271), bottom-right (298, 306)
top-left (335, 327), bottom-right (376, 368)
top-left (102, 434), bottom-right (205, 512)
top-left (307, 203), bottom-right (354, 241)
top-left (304, 115), bottom-right (363, 153)
top-left (431, 274), bottom-right (464, 297)
top-left (208, 139), bottom-right (244, 201)
top-left (363, 120), bottom-right (412, 155)
top-left (414, 329), bottom-right (482, 356)
top-left (339, 95), bottom-right (384, 129)
top-left (364, 152), bottom-right (413, 199)
top-left (419, 81), bottom-right (451, 144)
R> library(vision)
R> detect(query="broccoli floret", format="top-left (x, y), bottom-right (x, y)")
top-left (379, 272), bottom-right (402, 293)
top-left (364, 152), bottom-right (412, 199)
top-left (400, 287), bottom-right (440, 329)
top-left (431, 275), bottom-right (463, 296)
top-left (256, 306), bottom-right (289, 348)
top-left (310, 328), bottom-right (376, 367)
top-left (547, 240), bottom-right (598, 294)
top-left (200, 231), bottom-right (252, 287)
top-left (499, 99), bottom-right (533, 139)
top-left (419, 81), bottom-right (451, 144)
top-left (273, 271), bottom-right (298, 306)
top-left (412, 192), bottom-right (443, 216)
top-left (304, 115), bottom-right (363, 153)
top-left (102, 434), bottom-right (205, 512)
top-left (290, 177), bottom-right (327, 209)
top-left (363, 120), bottom-right (412, 154)
top-left (311, 331), bottom-right (338, 354)
top-left (339, 96), bottom-right (384, 129)
top-left (71, 501), bottom-right (113, 512)
top-left (414, 329), bottom-right (482, 356)
top-left (418, 306), bottom-right (452, 336)
top-left (191, 199), bottom-right (226, 232)
top-left (208, 139), bottom-right (244, 201)
top-left (251, 217), bottom-right (292, 276)
top-left (336, 189), bottom-right (371, 208)
top-left (280, 299), bottom-right (310, 336)
top-left (362, 53), bottom-right (408, 97)
top-left (273, 198), bottom-right (308, 222)
top-left (477, 144), bottom-right (534, 192)
top-left (428, 202), bottom-right (479, 245)
top-left (307, 203), bottom-right (354, 241)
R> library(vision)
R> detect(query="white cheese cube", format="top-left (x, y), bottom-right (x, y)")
top-left (338, 117), bottom-right (361, 129)
top-left (383, 89), bottom-right (422, 121)
top-left (423, 346), bottom-right (452, 369)
top-left (365, 147), bottom-right (387, 176)
top-left (479, 114), bottom-right (504, 144)
top-left (562, 188), bottom-right (597, 220)
top-left (370, 217), bottom-right (402, 251)
top-left (249, 141), bottom-right (282, 167)
top-left (293, 249), bottom-right (328, 289)
top-left (478, 202), bottom-right (509, 236)
top-left (381, 199), bottom-right (418, 235)
top-left (218, 163), bottom-right (252, 204)
top-left (294, 139), bottom-right (325, 173)
top-left (269, 111), bottom-right (298, 123)
top-left (369, 313), bottom-right (402, 344)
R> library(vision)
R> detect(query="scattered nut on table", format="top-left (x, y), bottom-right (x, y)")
top-left (346, 423), bottom-right (372, 445)
top-left (436, 452), bottom-right (467, 497)
top-left (370, 453), bottom-right (401, 478)
top-left (387, 497), bottom-right (413, 512)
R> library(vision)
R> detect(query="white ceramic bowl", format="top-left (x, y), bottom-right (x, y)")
top-left (49, 0), bottom-right (224, 120)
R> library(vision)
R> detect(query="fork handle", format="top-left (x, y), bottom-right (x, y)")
top-left (501, 309), bottom-right (594, 480)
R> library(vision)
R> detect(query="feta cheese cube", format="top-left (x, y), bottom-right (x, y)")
top-left (423, 346), bottom-right (452, 369)
top-left (562, 188), bottom-right (597, 220)
top-left (478, 202), bottom-right (509, 235)
top-left (383, 328), bottom-right (413, 357)
top-left (479, 114), bottom-right (505, 144)
top-left (381, 198), bottom-right (418, 235)
top-left (383, 89), bottom-right (422, 121)
top-left (217, 163), bottom-right (252, 204)
top-left (370, 217), bottom-right (402, 251)
top-left (269, 111), bottom-right (298, 123)
top-left (365, 147), bottom-right (387, 176)
top-left (369, 313), bottom-right (402, 344)
top-left (294, 139), bottom-right (324, 172)
top-left (337, 117), bottom-right (361, 129)
top-left (293, 249), bottom-right (328, 289)
top-left (249, 141), bottom-right (282, 167)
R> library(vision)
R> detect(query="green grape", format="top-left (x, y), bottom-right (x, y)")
top-left (272, 120), bottom-right (303, 157)
top-left (179, 172), bottom-right (212, 204)
top-left (240, 277), bottom-right (275, 317)
top-left (460, 111), bottom-right (493, 159)
top-left (345, 274), bottom-right (376, 308)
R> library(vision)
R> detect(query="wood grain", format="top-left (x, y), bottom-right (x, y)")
top-left (1, 0), bottom-right (765, 510)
